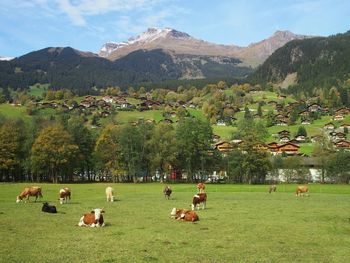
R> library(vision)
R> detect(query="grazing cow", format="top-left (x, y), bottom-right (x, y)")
top-left (16, 186), bottom-right (43, 203)
top-left (191, 193), bottom-right (207, 210)
top-left (296, 185), bottom-right (309, 196)
top-left (197, 183), bottom-right (205, 193)
top-left (78, 208), bottom-right (105, 227)
top-left (59, 188), bottom-right (71, 204)
top-left (269, 184), bottom-right (277, 193)
top-left (170, 208), bottom-right (199, 222)
top-left (163, 186), bottom-right (172, 199)
top-left (42, 202), bottom-right (57, 213)
top-left (105, 186), bottom-right (114, 202)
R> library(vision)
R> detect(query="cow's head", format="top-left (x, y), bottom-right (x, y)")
top-left (91, 208), bottom-right (105, 221)
top-left (170, 207), bottom-right (177, 217)
top-left (16, 196), bottom-right (22, 203)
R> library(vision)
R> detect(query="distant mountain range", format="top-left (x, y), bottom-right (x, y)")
top-left (250, 30), bottom-right (350, 91)
top-left (0, 28), bottom-right (311, 92)
top-left (99, 28), bottom-right (308, 67)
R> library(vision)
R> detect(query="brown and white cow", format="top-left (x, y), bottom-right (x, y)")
top-left (296, 185), bottom-right (309, 196)
top-left (170, 208), bottom-right (199, 222)
top-left (191, 193), bottom-right (207, 210)
top-left (59, 188), bottom-right (71, 204)
top-left (269, 184), bottom-right (277, 193)
top-left (105, 186), bottom-right (114, 202)
top-left (16, 186), bottom-right (43, 203)
top-left (197, 183), bottom-right (205, 193)
top-left (163, 186), bottom-right (172, 199)
top-left (78, 208), bottom-right (105, 227)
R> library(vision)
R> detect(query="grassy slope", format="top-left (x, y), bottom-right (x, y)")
top-left (0, 104), bottom-right (32, 123)
top-left (0, 183), bottom-right (349, 263)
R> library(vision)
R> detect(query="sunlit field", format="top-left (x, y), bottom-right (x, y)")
top-left (1, 183), bottom-right (350, 263)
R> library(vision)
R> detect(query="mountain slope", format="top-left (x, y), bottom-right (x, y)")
top-left (100, 28), bottom-right (308, 67)
top-left (0, 47), bottom-right (252, 92)
top-left (250, 31), bottom-right (350, 90)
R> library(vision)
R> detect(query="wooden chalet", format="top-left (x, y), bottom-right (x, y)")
top-left (267, 142), bottom-right (279, 152)
top-left (334, 140), bottom-right (350, 149)
top-left (278, 130), bottom-right (290, 137)
top-left (298, 110), bottom-right (309, 118)
top-left (307, 103), bottom-right (322, 112)
top-left (276, 120), bottom-right (288, 126)
top-left (333, 114), bottom-right (344, 121)
top-left (340, 123), bottom-right (350, 131)
top-left (323, 123), bottom-right (335, 130)
top-left (295, 135), bottom-right (307, 142)
top-left (301, 119), bottom-right (311, 125)
top-left (277, 142), bottom-right (300, 155)
top-left (214, 141), bottom-right (234, 153)
top-left (335, 107), bottom-right (350, 116)
top-left (279, 135), bottom-right (290, 142)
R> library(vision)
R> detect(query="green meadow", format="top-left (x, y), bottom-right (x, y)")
top-left (1, 183), bottom-right (349, 263)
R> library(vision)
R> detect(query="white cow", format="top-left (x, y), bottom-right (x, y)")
top-left (105, 186), bottom-right (114, 202)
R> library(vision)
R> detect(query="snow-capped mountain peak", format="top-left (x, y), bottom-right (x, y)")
top-left (99, 28), bottom-right (192, 58)
top-left (0, 56), bottom-right (14, 61)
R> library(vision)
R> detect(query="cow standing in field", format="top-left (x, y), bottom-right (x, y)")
top-left (105, 186), bottom-right (114, 202)
top-left (42, 202), bottom-right (57, 213)
top-left (59, 188), bottom-right (71, 204)
top-left (269, 185), bottom-right (277, 193)
top-left (78, 208), bottom-right (105, 227)
top-left (170, 208), bottom-right (199, 222)
top-left (16, 186), bottom-right (43, 203)
top-left (296, 185), bottom-right (309, 196)
top-left (197, 183), bottom-right (205, 193)
top-left (191, 193), bottom-right (207, 210)
top-left (163, 186), bottom-right (172, 199)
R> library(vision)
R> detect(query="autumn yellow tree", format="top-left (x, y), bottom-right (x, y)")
top-left (31, 124), bottom-right (78, 183)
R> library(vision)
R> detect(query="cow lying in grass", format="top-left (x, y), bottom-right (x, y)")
top-left (16, 186), bottom-right (43, 203)
top-left (170, 208), bottom-right (199, 222)
top-left (163, 186), bottom-right (172, 199)
top-left (191, 193), bottom-right (207, 210)
top-left (269, 185), bottom-right (277, 193)
top-left (78, 208), bottom-right (105, 227)
top-left (59, 188), bottom-right (71, 204)
top-left (296, 185), bottom-right (309, 196)
top-left (105, 187), bottom-right (114, 202)
top-left (42, 202), bottom-right (57, 213)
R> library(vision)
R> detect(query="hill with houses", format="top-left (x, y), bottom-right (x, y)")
top-left (1, 83), bottom-right (350, 157)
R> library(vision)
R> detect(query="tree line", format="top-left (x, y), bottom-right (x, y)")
top-left (1, 113), bottom-right (349, 184)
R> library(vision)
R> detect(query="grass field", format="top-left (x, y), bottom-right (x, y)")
top-left (1, 183), bottom-right (349, 263)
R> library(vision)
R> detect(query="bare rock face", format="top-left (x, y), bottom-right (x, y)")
top-left (99, 28), bottom-right (309, 67)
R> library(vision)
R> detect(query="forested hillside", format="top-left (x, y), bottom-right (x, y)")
top-left (251, 31), bottom-right (350, 94)
top-left (0, 47), bottom-right (251, 95)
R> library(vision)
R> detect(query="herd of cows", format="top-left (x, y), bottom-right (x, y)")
top-left (15, 183), bottom-right (310, 226)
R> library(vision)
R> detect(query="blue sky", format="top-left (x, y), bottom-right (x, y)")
top-left (0, 0), bottom-right (349, 57)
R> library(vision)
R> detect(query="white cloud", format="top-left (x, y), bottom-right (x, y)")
top-left (53, 0), bottom-right (167, 26)
top-left (57, 0), bottom-right (86, 26)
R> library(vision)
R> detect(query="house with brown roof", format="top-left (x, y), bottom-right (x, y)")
top-left (267, 142), bottom-right (279, 152)
top-left (214, 141), bottom-right (234, 153)
top-left (307, 103), bottom-right (322, 112)
top-left (323, 123), bottom-right (335, 130)
top-left (335, 107), bottom-right (350, 116)
top-left (299, 110), bottom-right (309, 118)
top-left (334, 140), bottom-right (350, 150)
top-left (278, 142), bottom-right (300, 155)
top-left (278, 130), bottom-right (290, 137)
top-left (333, 114), bottom-right (344, 121)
